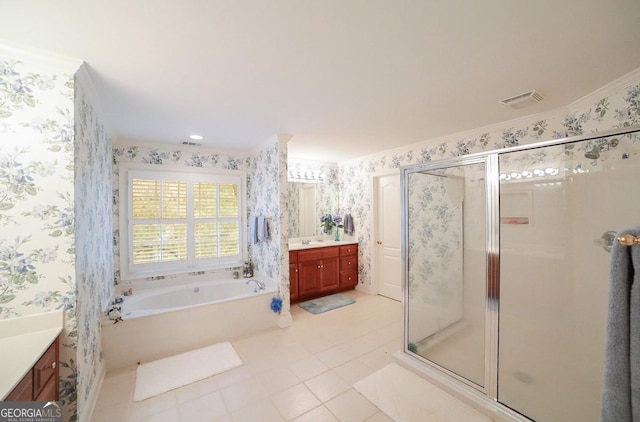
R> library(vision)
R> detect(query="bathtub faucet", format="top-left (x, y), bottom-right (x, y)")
top-left (246, 278), bottom-right (265, 292)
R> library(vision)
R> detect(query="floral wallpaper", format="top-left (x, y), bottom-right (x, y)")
top-left (74, 70), bottom-right (113, 420)
top-left (0, 56), bottom-right (78, 420)
top-left (249, 136), bottom-right (291, 324)
top-left (407, 171), bottom-right (464, 342)
top-left (285, 182), bottom-right (301, 238)
top-left (339, 75), bottom-right (640, 291)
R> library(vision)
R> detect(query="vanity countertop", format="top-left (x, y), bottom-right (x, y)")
top-left (289, 239), bottom-right (358, 251)
top-left (0, 310), bottom-right (64, 400)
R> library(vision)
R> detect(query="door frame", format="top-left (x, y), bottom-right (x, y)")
top-left (371, 169), bottom-right (401, 297)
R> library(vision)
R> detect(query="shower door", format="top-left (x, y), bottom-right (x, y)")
top-left (402, 126), bottom-right (640, 422)
top-left (498, 132), bottom-right (640, 421)
top-left (404, 159), bottom-right (490, 388)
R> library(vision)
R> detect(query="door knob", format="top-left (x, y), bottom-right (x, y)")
top-left (377, 241), bottom-right (382, 245)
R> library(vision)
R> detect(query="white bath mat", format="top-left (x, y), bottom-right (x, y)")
top-left (134, 341), bottom-right (242, 401)
top-left (354, 363), bottom-right (491, 422)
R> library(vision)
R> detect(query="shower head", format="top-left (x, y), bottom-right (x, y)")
top-left (585, 147), bottom-right (600, 160)
top-left (584, 138), bottom-right (619, 160)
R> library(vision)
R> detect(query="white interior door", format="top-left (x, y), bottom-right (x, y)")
top-left (375, 173), bottom-right (402, 301)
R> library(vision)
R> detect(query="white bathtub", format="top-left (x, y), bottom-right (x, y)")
top-left (102, 276), bottom-right (280, 369)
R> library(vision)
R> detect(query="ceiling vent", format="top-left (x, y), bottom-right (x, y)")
top-left (499, 90), bottom-right (544, 110)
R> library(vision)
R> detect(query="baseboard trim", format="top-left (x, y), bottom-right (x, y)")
top-left (80, 359), bottom-right (106, 422)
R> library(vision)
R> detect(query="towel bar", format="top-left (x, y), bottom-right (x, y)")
top-left (617, 233), bottom-right (640, 246)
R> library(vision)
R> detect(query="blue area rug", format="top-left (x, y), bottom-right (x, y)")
top-left (298, 293), bottom-right (356, 314)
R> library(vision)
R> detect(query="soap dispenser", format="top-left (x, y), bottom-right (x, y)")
top-left (247, 261), bottom-right (254, 277)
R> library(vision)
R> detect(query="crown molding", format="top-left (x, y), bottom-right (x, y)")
top-left (339, 67), bottom-right (640, 167)
top-left (339, 104), bottom-right (571, 166)
top-left (113, 137), bottom-right (252, 157)
top-left (567, 67), bottom-right (640, 113)
top-left (0, 40), bottom-right (81, 74)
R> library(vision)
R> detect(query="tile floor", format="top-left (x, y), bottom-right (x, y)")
top-left (91, 290), bottom-right (403, 422)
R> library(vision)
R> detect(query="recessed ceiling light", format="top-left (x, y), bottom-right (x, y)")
top-left (189, 134), bottom-right (203, 140)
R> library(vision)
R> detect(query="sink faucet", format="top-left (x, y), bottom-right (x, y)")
top-left (245, 278), bottom-right (266, 292)
top-left (302, 239), bottom-right (311, 245)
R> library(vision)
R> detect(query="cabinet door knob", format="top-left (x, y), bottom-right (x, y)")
top-left (348, 261), bottom-right (351, 265)
top-left (318, 265), bottom-right (321, 269)
top-left (51, 362), bottom-right (56, 369)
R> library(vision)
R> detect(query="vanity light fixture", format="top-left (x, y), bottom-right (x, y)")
top-left (287, 170), bottom-right (325, 183)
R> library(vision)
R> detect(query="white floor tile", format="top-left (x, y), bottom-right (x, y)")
top-left (175, 375), bottom-right (219, 404)
top-left (333, 359), bottom-right (375, 385)
top-left (214, 365), bottom-right (255, 390)
top-left (139, 407), bottom-right (180, 422)
top-left (220, 377), bottom-right (269, 413)
top-left (255, 365), bottom-right (301, 394)
top-left (304, 371), bottom-right (350, 402)
top-left (292, 405), bottom-right (340, 422)
top-left (325, 389), bottom-right (379, 422)
top-left (229, 399), bottom-right (284, 422)
top-left (366, 411), bottom-right (395, 421)
top-left (129, 390), bottom-right (178, 421)
top-left (315, 345), bottom-right (353, 369)
top-left (271, 384), bottom-right (321, 420)
top-left (178, 391), bottom-right (228, 421)
top-left (289, 356), bottom-right (330, 381)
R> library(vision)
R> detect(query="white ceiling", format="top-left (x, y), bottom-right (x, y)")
top-left (2, 1), bottom-right (640, 163)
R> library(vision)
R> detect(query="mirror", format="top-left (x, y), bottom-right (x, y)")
top-left (286, 160), bottom-right (340, 238)
top-left (287, 179), bottom-right (339, 237)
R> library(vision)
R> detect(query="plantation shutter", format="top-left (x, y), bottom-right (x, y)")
top-left (123, 166), bottom-right (245, 279)
top-left (131, 179), bottom-right (187, 264)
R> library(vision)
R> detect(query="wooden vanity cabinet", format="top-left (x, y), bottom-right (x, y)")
top-left (6, 371), bottom-right (33, 401)
top-left (5, 337), bottom-right (59, 402)
top-left (290, 244), bottom-right (358, 303)
top-left (289, 251), bottom-right (299, 302)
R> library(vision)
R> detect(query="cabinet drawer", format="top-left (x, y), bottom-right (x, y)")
top-left (339, 244), bottom-right (357, 256)
top-left (340, 271), bottom-right (358, 288)
top-left (340, 256), bottom-right (358, 271)
top-left (297, 247), bottom-right (339, 261)
top-left (5, 369), bottom-right (33, 401)
top-left (34, 341), bottom-right (58, 399)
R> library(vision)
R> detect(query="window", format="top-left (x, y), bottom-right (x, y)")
top-left (119, 163), bottom-right (246, 280)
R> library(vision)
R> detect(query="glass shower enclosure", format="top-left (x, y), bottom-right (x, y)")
top-left (401, 126), bottom-right (640, 421)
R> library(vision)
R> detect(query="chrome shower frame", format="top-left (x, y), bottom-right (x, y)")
top-left (398, 124), bottom-right (640, 421)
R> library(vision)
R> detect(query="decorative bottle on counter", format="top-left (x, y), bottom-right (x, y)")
top-left (243, 261), bottom-right (254, 278)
